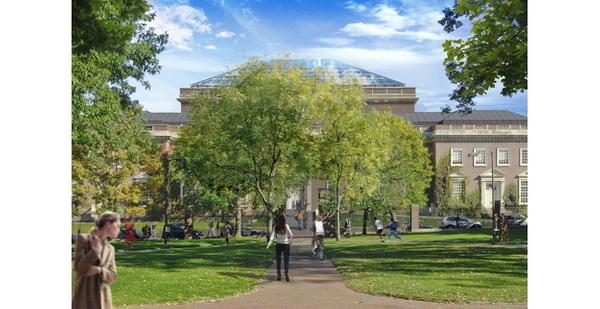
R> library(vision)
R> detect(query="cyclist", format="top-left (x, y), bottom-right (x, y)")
top-left (311, 215), bottom-right (326, 260)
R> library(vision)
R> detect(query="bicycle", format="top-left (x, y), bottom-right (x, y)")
top-left (312, 235), bottom-right (325, 261)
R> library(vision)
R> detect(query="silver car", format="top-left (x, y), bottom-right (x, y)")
top-left (441, 216), bottom-right (482, 229)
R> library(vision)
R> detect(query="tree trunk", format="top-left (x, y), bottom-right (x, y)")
top-left (362, 208), bottom-right (369, 235)
top-left (389, 210), bottom-right (396, 222)
top-left (335, 185), bottom-right (341, 241)
top-left (161, 156), bottom-right (170, 246)
top-left (236, 204), bottom-right (242, 237)
top-left (266, 211), bottom-right (273, 242)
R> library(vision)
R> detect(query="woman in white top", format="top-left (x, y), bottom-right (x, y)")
top-left (267, 214), bottom-right (294, 281)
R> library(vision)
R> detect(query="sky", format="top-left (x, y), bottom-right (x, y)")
top-left (132, 0), bottom-right (527, 115)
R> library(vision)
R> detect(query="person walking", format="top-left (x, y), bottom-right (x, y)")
top-left (385, 219), bottom-right (403, 241)
top-left (311, 215), bottom-right (326, 260)
top-left (373, 217), bottom-right (384, 242)
top-left (72, 211), bottom-right (120, 309)
top-left (492, 213), bottom-right (500, 244)
top-left (267, 214), bottom-right (294, 282)
top-left (123, 217), bottom-right (136, 250)
top-left (222, 221), bottom-right (231, 246)
top-left (296, 210), bottom-right (304, 231)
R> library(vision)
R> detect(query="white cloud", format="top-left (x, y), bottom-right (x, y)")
top-left (372, 4), bottom-right (414, 29)
top-left (297, 47), bottom-right (440, 70)
top-left (148, 3), bottom-right (212, 50)
top-left (216, 30), bottom-right (236, 38)
top-left (316, 37), bottom-right (355, 46)
top-left (341, 4), bottom-right (448, 41)
top-left (345, 1), bottom-right (367, 13)
top-left (204, 44), bottom-right (217, 50)
top-left (342, 22), bottom-right (400, 38)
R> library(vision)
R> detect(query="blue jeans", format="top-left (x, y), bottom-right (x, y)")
top-left (386, 230), bottom-right (403, 239)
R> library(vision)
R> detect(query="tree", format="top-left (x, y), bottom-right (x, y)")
top-left (311, 82), bottom-right (385, 241)
top-left (374, 112), bottom-right (433, 213)
top-left (72, 0), bottom-right (168, 212)
top-left (433, 153), bottom-right (460, 209)
top-left (439, 0), bottom-right (527, 112)
top-left (177, 59), bottom-right (316, 237)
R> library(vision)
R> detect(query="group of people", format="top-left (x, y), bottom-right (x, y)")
top-left (373, 217), bottom-right (404, 242)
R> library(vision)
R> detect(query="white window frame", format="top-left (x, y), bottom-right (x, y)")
top-left (473, 148), bottom-right (487, 166)
top-left (451, 178), bottom-right (465, 199)
top-left (497, 148), bottom-right (510, 166)
top-left (451, 148), bottom-right (463, 166)
top-left (518, 179), bottom-right (528, 205)
top-left (520, 148), bottom-right (528, 166)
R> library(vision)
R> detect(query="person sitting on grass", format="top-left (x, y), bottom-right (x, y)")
top-left (384, 219), bottom-right (403, 241)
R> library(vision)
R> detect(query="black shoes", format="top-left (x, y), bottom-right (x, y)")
top-left (285, 272), bottom-right (290, 282)
top-left (277, 273), bottom-right (281, 281)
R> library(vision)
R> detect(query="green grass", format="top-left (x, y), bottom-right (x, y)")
top-left (73, 238), bottom-right (272, 306)
top-left (326, 230), bottom-right (527, 304)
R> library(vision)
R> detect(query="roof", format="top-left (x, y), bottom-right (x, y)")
top-left (191, 59), bottom-right (405, 88)
top-left (143, 111), bottom-right (188, 125)
top-left (396, 110), bottom-right (527, 125)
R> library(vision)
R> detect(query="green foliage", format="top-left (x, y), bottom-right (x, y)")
top-left (72, 0), bottom-right (167, 213)
top-left (433, 153), bottom-right (460, 209)
top-left (439, 0), bottom-right (527, 112)
top-left (504, 182), bottom-right (519, 206)
top-left (373, 112), bottom-right (433, 210)
top-left (177, 58), bottom-right (316, 215)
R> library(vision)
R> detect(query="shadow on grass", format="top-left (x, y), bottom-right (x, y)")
top-left (327, 236), bottom-right (527, 280)
top-left (115, 240), bottom-right (272, 272)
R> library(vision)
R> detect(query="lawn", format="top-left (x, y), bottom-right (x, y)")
top-left (72, 238), bottom-right (272, 306)
top-left (326, 229), bottom-right (527, 304)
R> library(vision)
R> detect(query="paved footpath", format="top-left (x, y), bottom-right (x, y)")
top-left (120, 239), bottom-right (526, 309)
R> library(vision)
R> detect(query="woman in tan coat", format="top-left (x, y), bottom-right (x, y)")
top-left (73, 212), bottom-right (120, 309)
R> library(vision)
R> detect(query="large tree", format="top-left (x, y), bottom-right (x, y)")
top-left (374, 111), bottom-right (433, 217)
top-left (311, 82), bottom-right (386, 241)
top-left (177, 59), bottom-right (316, 236)
top-left (72, 0), bottom-right (168, 212)
top-left (439, 0), bottom-right (527, 112)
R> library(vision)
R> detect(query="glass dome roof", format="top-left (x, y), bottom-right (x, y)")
top-left (190, 59), bottom-right (405, 88)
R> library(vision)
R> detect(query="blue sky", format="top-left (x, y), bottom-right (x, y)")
top-left (132, 0), bottom-right (527, 115)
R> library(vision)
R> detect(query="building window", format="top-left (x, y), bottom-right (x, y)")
top-left (451, 149), bottom-right (463, 166)
top-left (496, 124), bottom-right (510, 130)
top-left (497, 148), bottom-right (510, 166)
top-left (450, 124), bottom-right (464, 132)
top-left (474, 148), bottom-right (486, 166)
top-left (474, 124), bottom-right (487, 130)
top-left (520, 148), bottom-right (528, 166)
top-left (519, 180), bottom-right (528, 204)
top-left (451, 179), bottom-right (464, 199)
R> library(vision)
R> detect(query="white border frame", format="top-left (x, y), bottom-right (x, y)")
top-left (450, 148), bottom-right (463, 166)
top-left (497, 148), bottom-right (510, 166)
top-left (518, 178), bottom-right (528, 205)
top-left (520, 148), bottom-right (528, 166)
top-left (473, 148), bottom-right (487, 166)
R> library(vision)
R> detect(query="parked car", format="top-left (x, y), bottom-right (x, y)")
top-left (162, 223), bottom-right (203, 240)
top-left (504, 214), bottom-right (527, 226)
top-left (441, 216), bottom-right (482, 229)
top-left (241, 227), bottom-right (267, 237)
